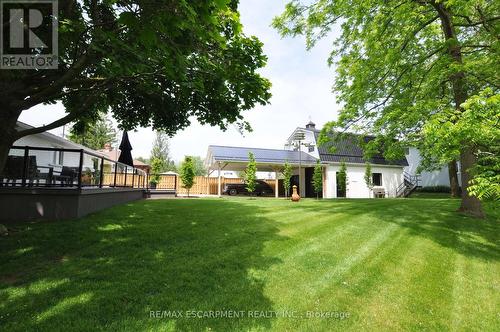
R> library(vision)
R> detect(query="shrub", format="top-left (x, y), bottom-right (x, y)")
top-left (416, 186), bottom-right (452, 193)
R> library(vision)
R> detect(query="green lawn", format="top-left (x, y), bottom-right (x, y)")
top-left (1, 197), bottom-right (499, 331)
top-left (409, 192), bottom-right (457, 199)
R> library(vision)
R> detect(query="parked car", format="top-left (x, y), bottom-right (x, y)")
top-left (223, 180), bottom-right (274, 196)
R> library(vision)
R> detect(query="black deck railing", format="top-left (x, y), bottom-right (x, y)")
top-left (1, 146), bottom-right (147, 189)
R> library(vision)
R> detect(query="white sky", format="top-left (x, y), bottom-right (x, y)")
top-left (19, 0), bottom-right (340, 162)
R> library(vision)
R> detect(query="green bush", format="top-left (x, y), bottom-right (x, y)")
top-left (416, 186), bottom-right (452, 193)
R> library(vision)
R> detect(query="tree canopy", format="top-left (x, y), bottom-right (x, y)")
top-left (274, 0), bottom-right (499, 216)
top-left (423, 89), bottom-right (500, 201)
top-left (0, 0), bottom-right (271, 173)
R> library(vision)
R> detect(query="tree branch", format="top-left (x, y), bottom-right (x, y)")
top-left (400, 15), bottom-right (439, 52)
top-left (14, 94), bottom-right (99, 140)
top-left (21, 52), bottom-right (93, 106)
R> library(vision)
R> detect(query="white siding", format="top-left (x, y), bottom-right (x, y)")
top-left (13, 133), bottom-right (94, 170)
top-left (284, 128), bottom-right (319, 159)
top-left (324, 164), bottom-right (404, 198)
top-left (404, 148), bottom-right (453, 187)
top-left (324, 165), bottom-right (337, 198)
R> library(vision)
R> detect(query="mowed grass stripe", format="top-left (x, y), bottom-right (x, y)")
top-left (452, 253), bottom-right (500, 331)
top-left (268, 227), bottom-right (413, 332)
top-left (0, 197), bottom-right (498, 332)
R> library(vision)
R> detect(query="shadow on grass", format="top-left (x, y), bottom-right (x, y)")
top-left (0, 199), bottom-right (284, 331)
top-left (298, 198), bottom-right (499, 262)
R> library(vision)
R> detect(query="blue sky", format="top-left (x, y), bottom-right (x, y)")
top-left (19, 0), bottom-right (340, 162)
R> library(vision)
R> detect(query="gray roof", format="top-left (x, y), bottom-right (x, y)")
top-left (15, 121), bottom-right (104, 155)
top-left (309, 130), bottom-right (409, 166)
top-left (208, 145), bottom-right (317, 164)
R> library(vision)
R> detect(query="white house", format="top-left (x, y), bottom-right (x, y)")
top-left (404, 147), bottom-right (456, 187)
top-left (284, 121), bottom-right (408, 198)
top-left (12, 121), bottom-right (101, 172)
top-left (205, 121), bottom-right (423, 198)
top-left (12, 122), bottom-right (149, 172)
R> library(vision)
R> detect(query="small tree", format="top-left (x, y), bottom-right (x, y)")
top-left (245, 152), bottom-right (257, 195)
top-left (149, 157), bottom-right (163, 188)
top-left (312, 160), bottom-right (323, 199)
top-left (282, 161), bottom-right (293, 199)
top-left (364, 162), bottom-right (374, 198)
top-left (337, 162), bottom-right (348, 198)
top-left (180, 156), bottom-right (196, 197)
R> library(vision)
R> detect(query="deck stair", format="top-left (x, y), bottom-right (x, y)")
top-left (396, 172), bottom-right (421, 197)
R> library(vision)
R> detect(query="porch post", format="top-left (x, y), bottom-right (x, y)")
top-left (274, 170), bottom-right (279, 198)
top-left (131, 168), bottom-right (135, 188)
top-left (99, 157), bottom-right (104, 188)
top-left (77, 150), bottom-right (84, 188)
top-left (217, 162), bottom-right (221, 197)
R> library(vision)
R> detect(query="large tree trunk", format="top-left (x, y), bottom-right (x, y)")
top-left (434, 2), bottom-right (484, 217)
top-left (458, 148), bottom-right (484, 217)
top-left (0, 103), bottom-right (21, 175)
top-left (0, 140), bottom-right (13, 177)
top-left (448, 160), bottom-right (460, 197)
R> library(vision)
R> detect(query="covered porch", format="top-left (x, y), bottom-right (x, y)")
top-left (205, 145), bottom-right (319, 197)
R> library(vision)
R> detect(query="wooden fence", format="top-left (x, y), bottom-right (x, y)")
top-left (102, 173), bottom-right (147, 188)
top-left (102, 173), bottom-right (278, 195)
top-left (156, 175), bottom-right (277, 195)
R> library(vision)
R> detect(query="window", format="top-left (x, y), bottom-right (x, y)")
top-left (308, 145), bottom-right (315, 152)
top-left (372, 173), bottom-right (382, 186)
top-left (58, 151), bottom-right (64, 164)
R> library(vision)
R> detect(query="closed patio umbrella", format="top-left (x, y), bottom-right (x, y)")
top-left (118, 132), bottom-right (134, 167)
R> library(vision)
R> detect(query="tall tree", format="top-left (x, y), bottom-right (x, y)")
top-left (180, 156), bottom-right (196, 197)
top-left (312, 159), bottom-right (323, 199)
top-left (68, 114), bottom-right (117, 150)
top-left (0, 1), bottom-right (271, 174)
top-left (245, 152), bottom-right (257, 194)
top-left (151, 131), bottom-right (176, 173)
top-left (274, 0), bottom-right (499, 217)
top-left (136, 156), bottom-right (149, 164)
top-left (189, 156), bottom-right (208, 176)
top-left (282, 161), bottom-right (293, 199)
top-left (424, 89), bottom-right (500, 201)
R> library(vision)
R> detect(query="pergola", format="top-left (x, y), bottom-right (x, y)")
top-left (205, 145), bottom-right (318, 197)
